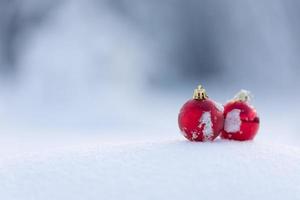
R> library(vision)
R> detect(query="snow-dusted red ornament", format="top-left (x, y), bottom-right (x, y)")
top-left (178, 85), bottom-right (224, 142)
top-left (221, 90), bottom-right (260, 141)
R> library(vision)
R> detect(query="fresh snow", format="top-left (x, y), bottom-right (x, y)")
top-left (0, 130), bottom-right (299, 200)
top-left (0, 91), bottom-right (300, 200)
top-left (0, 90), bottom-right (299, 200)
top-left (199, 111), bottom-right (213, 140)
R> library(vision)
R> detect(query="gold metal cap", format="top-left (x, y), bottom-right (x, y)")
top-left (232, 89), bottom-right (252, 102)
top-left (193, 85), bottom-right (208, 100)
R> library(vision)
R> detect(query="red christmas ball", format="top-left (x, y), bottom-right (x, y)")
top-left (178, 85), bottom-right (224, 142)
top-left (221, 90), bottom-right (260, 141)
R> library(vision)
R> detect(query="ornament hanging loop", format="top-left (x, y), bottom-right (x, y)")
top-left (193, 85), bottom-right (208, 100)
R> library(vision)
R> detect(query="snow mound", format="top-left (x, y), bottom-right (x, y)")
top-left (0, 135), bottom-right (299, 200)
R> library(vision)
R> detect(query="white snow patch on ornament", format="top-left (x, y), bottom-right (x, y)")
top-left (192, 131), bottom-right (198, 140)
top-left (198, 112), bottom-right (213, 140)
top-left (224, 109), bottom-right (241, 133)
top-left (213, 101), bottom-right (224, 112)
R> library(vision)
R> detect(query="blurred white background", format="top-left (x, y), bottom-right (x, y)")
top-left (0, 0), bottom-right (299, 143)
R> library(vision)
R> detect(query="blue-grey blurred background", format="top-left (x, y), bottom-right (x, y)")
top-left (0, 0), bottom-right (299, 143)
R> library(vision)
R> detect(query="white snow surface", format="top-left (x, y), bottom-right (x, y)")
top-left (1, 87), bottom-right (300, 200)
top-left (0, 130), bottom-right (300, 200)
top-left (224, 109), bottom-right (242, 133)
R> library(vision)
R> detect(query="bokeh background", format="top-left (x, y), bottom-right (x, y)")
top-left (0, 0), bottom-right (299, 144)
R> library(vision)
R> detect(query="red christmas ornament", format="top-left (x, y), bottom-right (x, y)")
top-left (221, 90), bottom-right (260, 141)
top-left (178, 85), bottom-right (224, 142)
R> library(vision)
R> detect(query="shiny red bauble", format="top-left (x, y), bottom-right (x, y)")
top-left (178, 86), bottom-right (224, 142)
top-left (221, 92), bottom-right (260, 141)
top-left (178, 99), bottom-right (224, 141)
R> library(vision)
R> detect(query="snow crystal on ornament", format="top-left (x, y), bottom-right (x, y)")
top-left (213, 101), bottom-right (224, 112)
top-left (224, 109), bottom-right (241, 133)
top-left (198, 112), bottom-right (213, 140)
top-left (192, 131), bottom-right (199, 140)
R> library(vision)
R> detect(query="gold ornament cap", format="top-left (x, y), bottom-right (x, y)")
top-left (232, 89), bottom-right (252, 102)
top-left (193, 85), bottom-right (208, 100)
